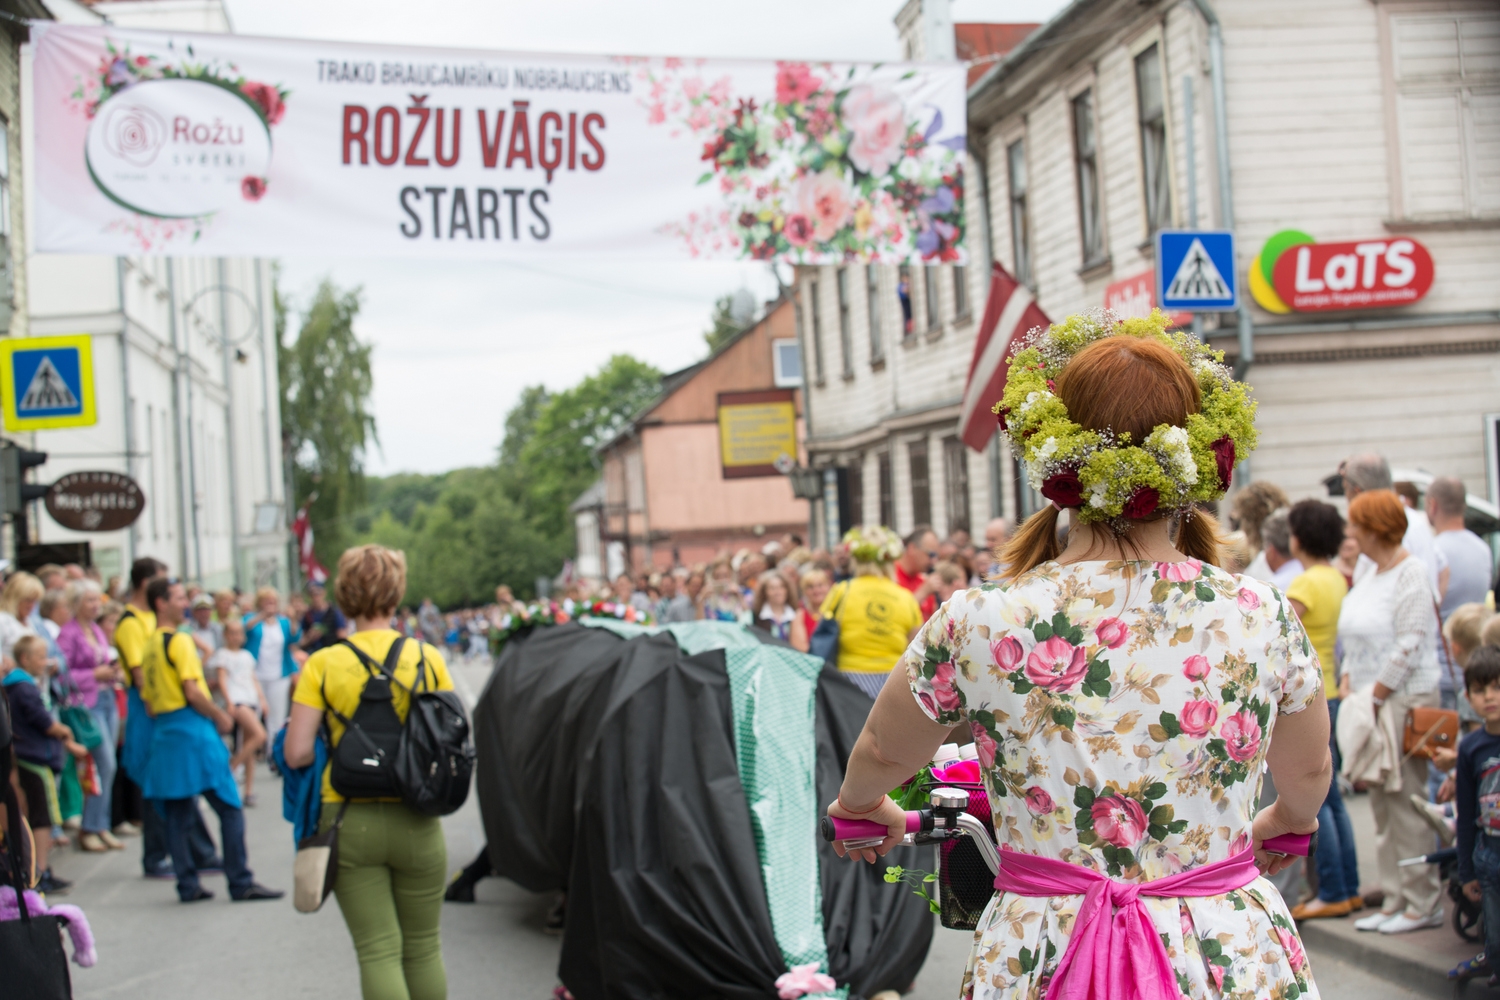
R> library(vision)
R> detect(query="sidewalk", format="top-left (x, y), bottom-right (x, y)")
top-left (1294, 790), bottom-right (1477, 997)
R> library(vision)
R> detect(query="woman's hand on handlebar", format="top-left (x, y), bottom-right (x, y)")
top-left (1251, 799), bottom-right (1318, 876)
top-left (826, 794), bottom-right (906, 863)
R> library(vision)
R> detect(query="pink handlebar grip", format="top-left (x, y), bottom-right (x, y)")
top-left (820, 812), bottom-right (921, 842)
top-left (1261, 833), bottom-right (1313, 856)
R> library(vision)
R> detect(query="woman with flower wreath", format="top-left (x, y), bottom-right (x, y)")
top-left (818, 526), bottom-right (924, 700)
top-left (826, 311), bottom-right (1331, 1000)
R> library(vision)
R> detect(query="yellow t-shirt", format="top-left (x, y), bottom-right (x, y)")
top-left (113, 606), bottom-right (156, 688)
top-left (1285, 564), bottom-right (1348, 699)
top-left (292, 630), bottom-right (454, 803)
top-left (820, 576), bottom-right (923, 674)
top-left (140, 628), bottom-right (206, 715)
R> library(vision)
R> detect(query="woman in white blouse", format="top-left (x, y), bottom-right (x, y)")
top-left (1338, 488), bottom-right (1442, 934)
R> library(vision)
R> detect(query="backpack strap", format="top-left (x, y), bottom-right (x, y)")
top-left (326, 637), bottom-right (409, 728)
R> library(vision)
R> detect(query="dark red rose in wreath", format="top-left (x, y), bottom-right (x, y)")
top-left (1122, 486), bottom-right (1159, 519)
top-left (996, 406), bottom-right (1011, 430)
top-left (241, 176), bottom-right (267, 201)
top-left (1040, 469), bottom-right (1084, 508)
top-left (1210, 436), bottom-right (1236, 489)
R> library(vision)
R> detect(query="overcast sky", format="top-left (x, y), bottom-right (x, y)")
top-left (226, 0), bottom-right (1071, 476)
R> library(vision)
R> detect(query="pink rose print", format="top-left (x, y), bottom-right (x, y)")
top-left (241, 176), bottom-right (267, 201)
top-left (916, 691), bottom-right (938, 718)
top-left (991, 635), bottom-right (1025, 672)
top-left (1275, 927), bottom-right (1306, 972)
top-left (1220, 710), bottom-right (1263, 762)
top-left (783, 214), bottom-right (815, 247)
top-left (774, 63), bottom-right (822, 105)
top-left (792, 170), bottom-right (853, 242)
top-left (1179, 907), bottom-right (1194, 940)
top-left (1024, 635), bottom-right (1089, 693)
top-left (1182, 655), bottom-right (1211, 682)
top-left (1237, 588), bottom-right (1261, 612)
top-left (1094, 617), bottom-right (1129, 650)
top-left (1024, 786), bottom-right (1055, 816)
top-left (930, 660), bottom-right (961, 713)
top-left (1179, 698), bottom-right (1219, 738)
top-left (969, 721), bottom-right (998, 769)
top-left (1208, 963), bottom-right (1225, 991)
top-left (842, 84), bottom-right (907, 177)
top-left (1091, 794), bottom-right (1148, 848)
top-left (240, 81), bottom-right (285, 125)
top-left (1155, 559), bottom-right (1204, 583)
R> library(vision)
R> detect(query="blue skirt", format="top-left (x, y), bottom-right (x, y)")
top-left (140, 707), bottom-right (241, 807)
top-left (121, 686), bottom-right (154, 780)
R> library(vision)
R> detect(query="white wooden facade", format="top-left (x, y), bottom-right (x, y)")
top-left (801, 0), bottom-right (1500, 544)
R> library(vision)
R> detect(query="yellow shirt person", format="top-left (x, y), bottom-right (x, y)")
top-left (820, 575), bottom-right (923, 675)
top-left (293, 630), bottom-right (455, 803)
top-left (141, 626), bottom-right (207, 715)
top-left (1285, 564), bottom-right (1348, 699)
top-left (113, 606), bottom-right (156, 689)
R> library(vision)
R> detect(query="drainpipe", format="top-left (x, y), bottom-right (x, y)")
top-left (166, 262), bottom-right (189, 577)
top-left (217, 258), bottom-right (243, 589)
top-left (114, 258), bottom-right (136, 564)
top-left (1187, 0), bottom-right (1253, 378)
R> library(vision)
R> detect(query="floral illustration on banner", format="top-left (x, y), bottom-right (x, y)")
top-left (67, 39), bottom-right (290, 249)
top-left (632, 58), bottom-right (965, 262)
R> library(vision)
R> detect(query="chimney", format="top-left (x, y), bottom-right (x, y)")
top-left (895, 0), bottom-right (956, 62)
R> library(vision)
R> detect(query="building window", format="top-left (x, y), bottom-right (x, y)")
top-left (909, 439), bottom-right (932, 527)
top-left (806, 279), bottom-right (826, 383)
top-left (943, 437), bottom-right (970, 535)
top-left (897, 265), bottom-right (913, 335)
top-left (923, 266), bottom-right (940, 331)
top-left (846, 457), bottom-right (864, 527)
top-left (837, 267), bottom-right (854, 378)
top-left (1135, 44), bottom-right (1171, 234)
top-left (771, 338), bottom-right (803, 387)
top-left (0, 117), bottom-right (10, 240)
top-left (1390, 12), bottom-right (1500, 219)
top-left (1073, 89), bottom-right (1105, 265)
top-left (952, 265), bottom-right (969, 319)
top-left (878, 452), bottom-right (894, 528)
top-left (1007, 138), bottom-right (1032, 286)
top-left (866, 264), bottom-right (884, 363)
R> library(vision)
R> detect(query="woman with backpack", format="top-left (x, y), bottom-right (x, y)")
top-left (283, 545), bottom-right (457, 1000)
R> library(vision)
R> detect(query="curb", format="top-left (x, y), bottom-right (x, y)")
top-left (1298, 921), bottom-right (1463, 999)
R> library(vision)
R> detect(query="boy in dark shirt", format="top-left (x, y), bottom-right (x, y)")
top-left (1455, 645), bottom-right (1500, 985)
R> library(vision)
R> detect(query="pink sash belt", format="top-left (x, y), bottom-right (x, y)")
top-left (993, 847), bottom-right (1260, 1000)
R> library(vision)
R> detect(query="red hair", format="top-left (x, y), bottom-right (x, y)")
top-left (1000, 335), bottom-right (1222, 577)
top-left (1348, 489), bottom-right (1407, 547)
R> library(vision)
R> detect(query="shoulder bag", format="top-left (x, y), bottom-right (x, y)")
top-left (0, 765), bottom-right (72, 1000)
top-left (292, 800), bottom-right (347, 913)
top-left (808, 582), bottom-right (849, 666)
top-left (1401, 601), bottom-right (1461, 761)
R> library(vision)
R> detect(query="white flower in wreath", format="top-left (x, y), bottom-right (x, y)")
top-left (1150, 425), bottom-right (1198, 485)
top-left (1017, 390), bottom-right (1045, 415)
top-left (1035, 437), bottom-right (1059, 462)
top-left (1089, 482), bottom-right (1108, 509)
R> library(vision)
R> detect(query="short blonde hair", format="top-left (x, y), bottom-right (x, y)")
top-left (931, 561), bottom-right (966, 585)
top-left (1482, 614), bottom-right (1500, 651)
top-left (334, 545), bottom-right (407, 620)
top-left (12, 633), bottom-right (47, 665)
top-left (66, 579), bottom-right (103, 615)
top-left (0, 572), bottom-right (44, 616)
top-left (255, 586), bottom-right (279, 607)
top-left (1446, 603), bottom-right (1495, 665)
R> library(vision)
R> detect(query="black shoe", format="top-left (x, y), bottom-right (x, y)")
top-left (232, 883), bottom-right (284, 901)
top-left (180, 887), bottom-right (214, 903)
top-left (198, 857), bottom-right (225, 874)
top-left (543, 893), bottom-right (566, 934)
top-left (37, 870), bottom-right (72, 895)
top-left (144, 863), bottom-right (176, 880)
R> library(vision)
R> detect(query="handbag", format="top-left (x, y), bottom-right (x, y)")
top-left (58, 706), bottom-right (102, 751)
top-left (1401, 601), bottom-right (1462, 761)
top-left (293, 801), bottom-right (348, 914)
top-left (808, 583), bottom-right (848, 665)
top-left (0, 766), bottom-right (72, 1000)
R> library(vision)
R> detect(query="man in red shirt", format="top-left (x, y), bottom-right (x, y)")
top-left (893, 524), bottom-right (940, 620)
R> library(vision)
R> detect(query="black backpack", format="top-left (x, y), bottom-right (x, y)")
top-left (325, 638), bottom-right (475, 816)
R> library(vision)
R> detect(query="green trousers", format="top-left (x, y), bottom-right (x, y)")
top-left (321, 801), bottom-right (448, 1000)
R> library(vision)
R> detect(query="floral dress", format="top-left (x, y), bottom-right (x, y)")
top-left (906, 559), bottom-right (1323, 1000)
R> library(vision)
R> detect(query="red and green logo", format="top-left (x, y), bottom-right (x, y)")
top-left (1249, 229), bottom-right (1433, 314)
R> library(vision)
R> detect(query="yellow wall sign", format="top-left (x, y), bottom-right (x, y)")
top-left (718, 390), bottom-right (797, 479)
top-left (0, 334), bottom-right (98, 431)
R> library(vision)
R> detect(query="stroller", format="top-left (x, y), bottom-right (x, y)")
top-left (1400, 847), bottom-right (1485, 942)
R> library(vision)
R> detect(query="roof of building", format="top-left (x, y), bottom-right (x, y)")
top-left (955, 22), bottom-right (1040, 87)
top-left (569, 478), bottom-right (606, 513)
top-left (967, 0), bottom-right (1123, 124)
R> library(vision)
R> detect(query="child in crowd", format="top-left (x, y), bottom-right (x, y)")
top-left (3, 634), bottom-right (89, 893)
top-left (209, 620), bottom-right (266, 806)
top-left (1418, 604), bottom-right (1495, 845)
top-left (1453, 645), bottom-right (1500, 985)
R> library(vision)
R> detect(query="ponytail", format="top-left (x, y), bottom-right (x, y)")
top-left (1177, 508), bottom-right (1225, 568)
top-left (995, 506), bottom-right (1061, 581)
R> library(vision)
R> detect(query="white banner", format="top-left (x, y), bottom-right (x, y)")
top-left (31, 25), bottom-right (968, 262)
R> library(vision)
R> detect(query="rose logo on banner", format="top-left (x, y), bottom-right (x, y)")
top-left (75, 41), bottom-right (288, 223)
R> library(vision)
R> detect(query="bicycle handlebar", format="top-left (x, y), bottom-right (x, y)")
top-left (820, 812), bottom-right (923, 842)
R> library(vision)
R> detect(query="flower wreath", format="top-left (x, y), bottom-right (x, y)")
top-left (994, 309), bottom-right (1257, 528)
top-left (842, 524), bottom-right (904, 564)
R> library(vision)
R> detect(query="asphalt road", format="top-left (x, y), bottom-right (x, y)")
top-left (49, 654), bottom-right (1439, 1000)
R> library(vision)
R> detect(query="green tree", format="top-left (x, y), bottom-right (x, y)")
top-left (279, 279), bottom-right (376, 568)
top-left (702, 293), bottom-right (740, 354)
top-left (499, 384), bottom-right (550, 468)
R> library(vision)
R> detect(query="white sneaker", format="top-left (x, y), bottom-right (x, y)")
top-left (1378, 909), bottom-right (1445, 934)
top-left (1355, 910), bottom-right (1400, 931)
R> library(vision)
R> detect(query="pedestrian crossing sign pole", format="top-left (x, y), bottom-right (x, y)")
top-left (1156, 230), bottom-right (1238, 312)
top-left (0, 333), bottom-right (97, 431)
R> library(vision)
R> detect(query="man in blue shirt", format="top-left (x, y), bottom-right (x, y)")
top-left (297, 581), bottom-right (347, 656)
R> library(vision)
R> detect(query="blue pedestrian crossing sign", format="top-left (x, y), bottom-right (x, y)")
top-left (1156, 230), bottom-right (1238, 311)
top-left (0, 334), bottom-right (97, 431)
